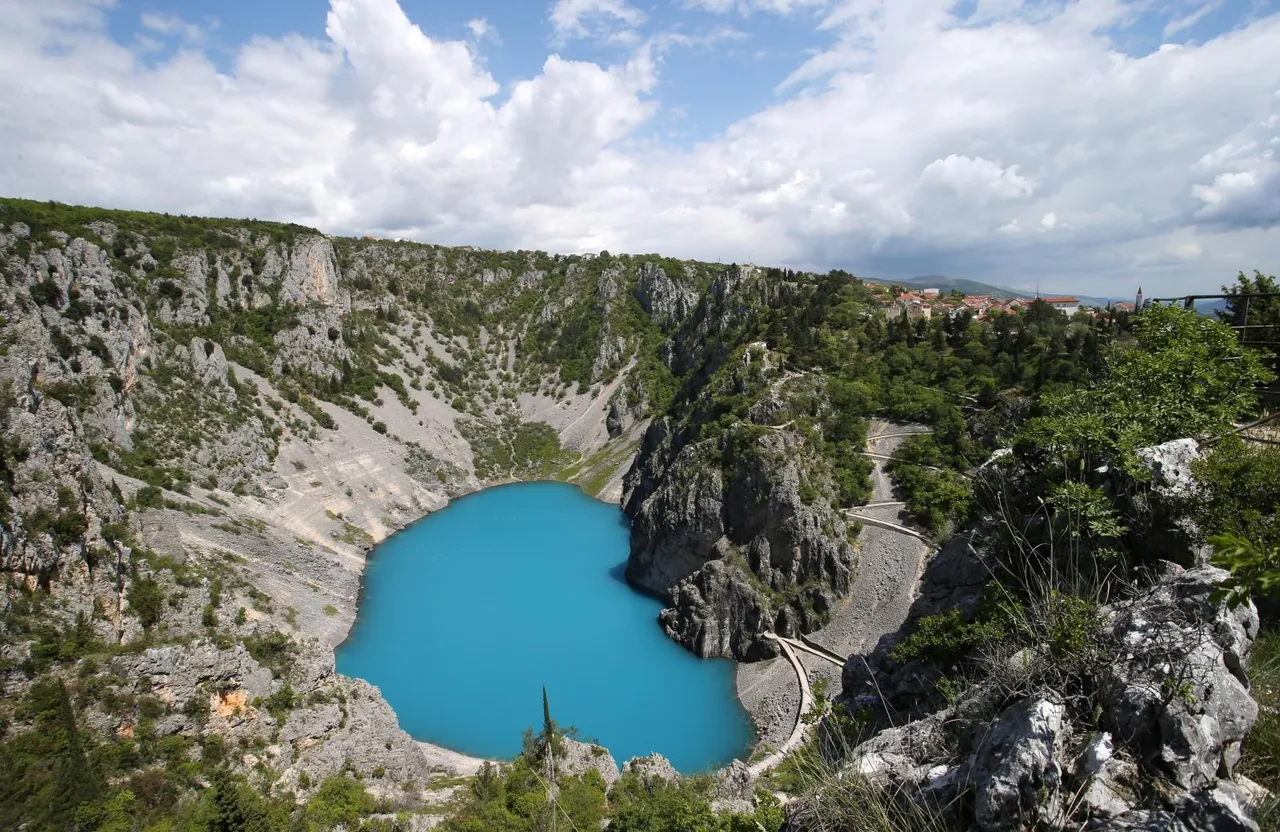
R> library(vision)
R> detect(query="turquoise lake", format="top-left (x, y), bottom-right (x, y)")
top-left (335, 481), bottom-right (755, 773)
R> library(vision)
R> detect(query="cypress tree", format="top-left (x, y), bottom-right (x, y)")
top-left (541, 686), bottom-right (555, 747)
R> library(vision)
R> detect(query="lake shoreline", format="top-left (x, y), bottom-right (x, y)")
top-left (334, 480), bottom-right (756, 775)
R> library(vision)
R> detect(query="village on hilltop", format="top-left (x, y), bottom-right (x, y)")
top-left (872, 284), bottom-right (1144, 322)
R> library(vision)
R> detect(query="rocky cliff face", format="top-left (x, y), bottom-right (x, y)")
top-left (623, 268), bottom-right (861, 661)
top-left (626, 425), bottom-right (856, 660)
top-left (0, 203), bottom-right (671, 811)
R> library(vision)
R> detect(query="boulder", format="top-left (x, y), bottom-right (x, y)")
top-left (1101, 566), bottom-right (1259, 790)
top-left (622, 754), bottom-right (679, 784)
top-left (1076, 733), bottom-right (1142, 819)
top-left (1084, 782), bottom-right (1260, 832)
top-left (971, 692), bottom-right (1069, 831)
top-left (711, 760), bottom-right (756, 814)
top-left (1136, 439), bottom-right (1201, 497)
top-left (558, 738), bottom-right (620, 787)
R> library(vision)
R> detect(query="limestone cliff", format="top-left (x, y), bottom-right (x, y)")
top-left (622, 267), bottom-right (863, 661)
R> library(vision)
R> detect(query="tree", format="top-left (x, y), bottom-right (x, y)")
top-left (302, 775), bottom-right (374, 831)
top-left (1219, 270), bottom-right (1280, 353)
top-left (1021, 305), bottom-right (1273, 472)
top-left (209, 768), bottom-right (249, 832)
top-left (127, 575), bottom-right (164, 631)
top-left (541, 686), bottom-right (556, 750)
top-left (49, 680), bottom-right (103, 830)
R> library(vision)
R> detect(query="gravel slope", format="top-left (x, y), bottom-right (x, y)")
top-left (736, 419), bottom-right (932, 753)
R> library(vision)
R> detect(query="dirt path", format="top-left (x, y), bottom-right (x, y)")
top-left (748, 636), bottom-right (815, 776)
top-left (737, 419), bottom-right (934, 753)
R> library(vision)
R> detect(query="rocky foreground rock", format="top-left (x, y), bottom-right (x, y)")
top-left (817, 565), bottom-right (1265, 831)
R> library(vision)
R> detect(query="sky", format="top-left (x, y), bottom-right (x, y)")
top-left (2, 0), bottom-right (1278, 297)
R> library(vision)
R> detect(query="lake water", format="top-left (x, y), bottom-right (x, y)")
top-left (335, 481), bottom-right (755, 773)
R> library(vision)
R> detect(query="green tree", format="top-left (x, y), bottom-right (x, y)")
top-left (1219, 270), bottom-right (1280, 353)
top-left (1189, 436), bottom-right (1280, 551)
top-left (209, 768), bottom-right (249, 832)
top-left (1020, 304), bottom-right (1273, 472)
top-left (541, 686), bottom-right (556, 750)
top-left (49, 680), bottom-right (103, 830)
top-left (302, 775), bottom-right (374, 831)
top-left (127, 575), bottom-right (164, 631)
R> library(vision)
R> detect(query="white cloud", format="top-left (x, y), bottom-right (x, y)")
top-left (467, 17), bottom-right (498, 42)
top-left (0, 0), bottom-right (1278, 295)
top-left (685, 0), bottom-right (829, 14)
top-left (919, 155), bottom-right (1035, 201)
top-left (653, 27), bottom-right (749, 51)
top-left (1163, 0), bottom-right (1223, 37)
top-left (549, 0), bottom-right (645, 42)
top-left (1170, 240), bottom-right (1204, 260)
top-left (140, 12), bottom-right (205, 41)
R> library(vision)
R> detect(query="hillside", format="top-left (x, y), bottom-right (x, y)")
top-left (0, 197), bottom-right (1275, 831)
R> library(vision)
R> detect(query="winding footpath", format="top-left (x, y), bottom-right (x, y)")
top-left (747, 635), bottom-right (815, 776)
top-left (740, 419), bottom-right (936, 776)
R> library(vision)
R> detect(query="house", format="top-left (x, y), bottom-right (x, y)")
top-left (922, 288), bottom-right (940, 299)
top-left (1041, 296), bottom-right (1080, 316)
top-left (905, 299), bottom-right (931, 321)
top-left (1111, 302), bottom-right (1134, 313)
top-left (881, 296), bottom-right (931, 321)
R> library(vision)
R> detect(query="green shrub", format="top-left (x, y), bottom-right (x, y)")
top-left (133, 486), bottom-right (163, 509)
top-left (1191, 436), bottom-right (1280, 552)
top-left (1210, 534), bottom-right (1280, 610)
top-left (243, 630), bottom-right (296, 679)
top-left (126, 577), bottom-right (163, 630)
top-left (891, 608), bottom-right (1006, 666)
top-left (303, 775), bottom-right (375, 830)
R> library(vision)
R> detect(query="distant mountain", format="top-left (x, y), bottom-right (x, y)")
top-left (1190, 298), bottom-right (1230, 318)
top-left (895, 275), bottom-right (1020, 297)
top-left (866, 275), bottom-right (1124, 309)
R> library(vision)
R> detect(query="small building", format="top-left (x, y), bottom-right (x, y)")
top-left (905, 299), bottom-right (932, 321)
top-left (922, 288), bottom-right (940, 299)
top-left (1041, 296), bottom-right (1080, 316)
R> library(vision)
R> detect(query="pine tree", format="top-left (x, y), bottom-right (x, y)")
top-left (210, 768), bottom-right (249, 832)
top-left (48, 680), bottom-right (102, 830)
